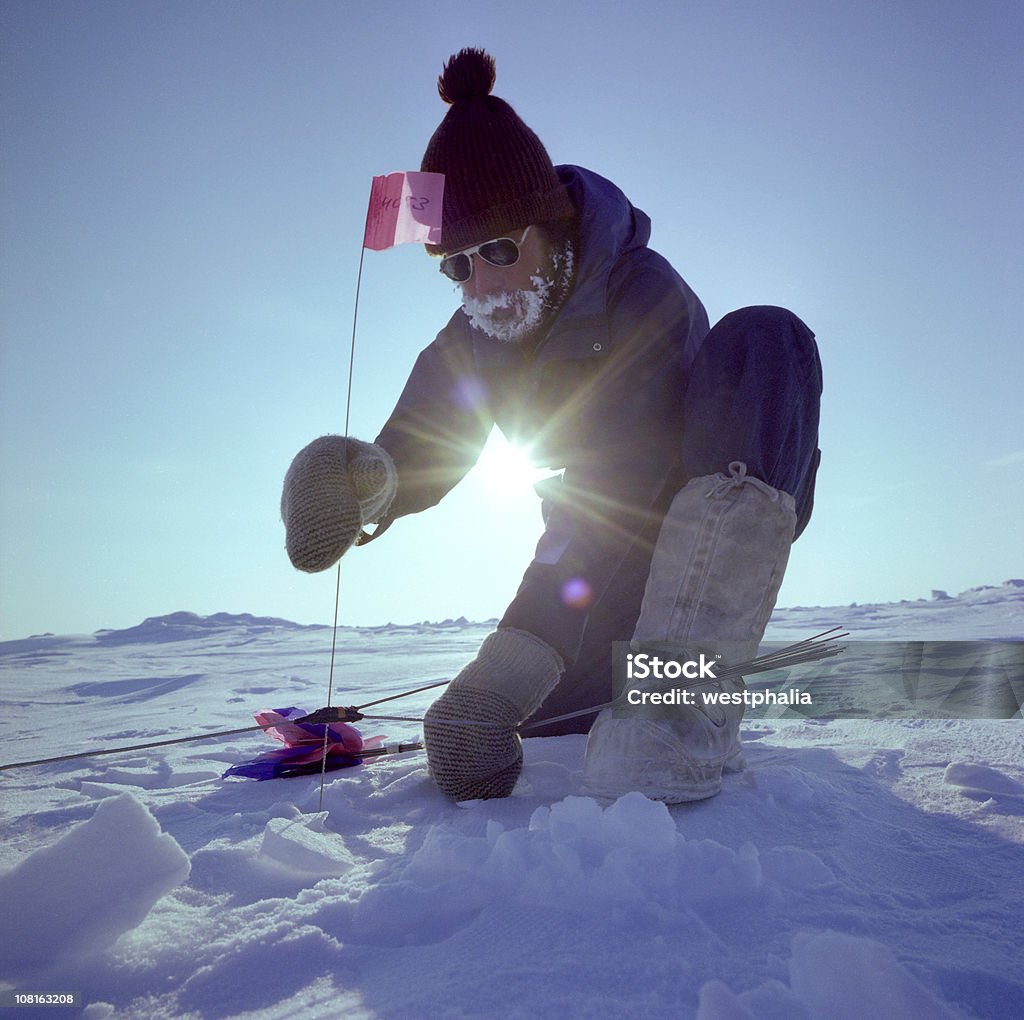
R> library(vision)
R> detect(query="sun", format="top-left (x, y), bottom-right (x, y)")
top-left (473, 431), bottom-right (551, 494)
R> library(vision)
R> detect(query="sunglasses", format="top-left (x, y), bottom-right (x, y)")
top-left (439, 226), bottom-right (532, 283)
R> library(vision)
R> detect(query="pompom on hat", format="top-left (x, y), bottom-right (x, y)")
top-left (421, 48), bottom-right (575, 255)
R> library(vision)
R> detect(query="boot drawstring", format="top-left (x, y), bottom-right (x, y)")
top-left (706, 461), bottom-right (780, 501)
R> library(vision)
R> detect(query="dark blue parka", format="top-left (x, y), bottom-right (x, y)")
top-left (375, 165), bottom-right (709, 687)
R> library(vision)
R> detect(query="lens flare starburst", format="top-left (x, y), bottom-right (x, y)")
top-left (474, 432), bottom-right (549, 494)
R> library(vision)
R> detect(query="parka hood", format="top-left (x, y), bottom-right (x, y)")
top-left (465, 164), bottom-right (653, 366)
top-left (554, 164), bottom-right (652, 324)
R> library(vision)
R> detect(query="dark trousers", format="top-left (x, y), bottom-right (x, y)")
top-left (525, 306), bottom-right (822, 736)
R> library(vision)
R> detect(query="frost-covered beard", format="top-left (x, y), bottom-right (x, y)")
top-left (462, 240), bottom-right (576, 345)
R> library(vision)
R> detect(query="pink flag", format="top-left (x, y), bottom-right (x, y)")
top-left (362, 171), bottom-right (445, 251)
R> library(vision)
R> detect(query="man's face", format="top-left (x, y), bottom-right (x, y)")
top-left (447, 226), bottom-right (573, 344)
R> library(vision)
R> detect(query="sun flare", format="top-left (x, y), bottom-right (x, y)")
top-left (474, 432), bottom-right (551, 494)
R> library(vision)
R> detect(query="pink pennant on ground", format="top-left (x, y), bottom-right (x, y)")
top-left (223, 707), bottom-right (385, 780)
top-left (363, 171), bottom-right (445, 250)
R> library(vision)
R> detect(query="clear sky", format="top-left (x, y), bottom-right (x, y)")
top-left (1, 0), bottom-right (1021, 640)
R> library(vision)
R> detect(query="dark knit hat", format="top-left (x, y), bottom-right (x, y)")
top-left (421, 48), bottom-right (575, 255)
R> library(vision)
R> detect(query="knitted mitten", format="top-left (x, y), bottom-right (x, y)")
top-left (424, 629), bottom-right (564, 801)
top-left (281, 435), bottom-right (397, 572)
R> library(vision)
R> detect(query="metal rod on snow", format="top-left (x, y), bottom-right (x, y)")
top-left (357, 677), bottom-right (451, 709)
top-left (0, 721), bottom-right (285, 772)
top-left (0, 721), bottom-right (426, 773)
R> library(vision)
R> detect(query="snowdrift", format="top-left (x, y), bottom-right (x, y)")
top-left (0, 582), bottom-right (1021, 1018)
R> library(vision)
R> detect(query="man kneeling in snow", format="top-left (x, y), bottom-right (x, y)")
top-left (281, 48), bottom-right (822, 804)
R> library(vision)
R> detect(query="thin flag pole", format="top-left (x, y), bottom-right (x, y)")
top-left (314, 171), bottom-right (443, 809)
top-left (318, 240), bottom-right (369, 810)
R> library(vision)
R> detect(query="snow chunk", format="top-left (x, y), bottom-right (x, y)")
top-left (353, 792), bottom-right (766, 945)
top-left (259, 812), bottom-right (357, 875)
top-left (0, 793), bottom-right (190, 976)
top-left (789, 931), bottom-right (962, 1019)
top-left (944, 762), bottom-right (1024, 797)
top-left (696, 979), bottom-right (758, 1019)
top-left (760, 846), bottom-right (837, 889)
top-left (601, 789), bottom-right (678, 853)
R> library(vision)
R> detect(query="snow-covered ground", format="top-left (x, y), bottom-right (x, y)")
top-left (1, 582), bottom-right (1022, 1019)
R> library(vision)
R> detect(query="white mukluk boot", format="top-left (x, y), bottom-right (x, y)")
top-left (584, 462), bottom-right (797, 803)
